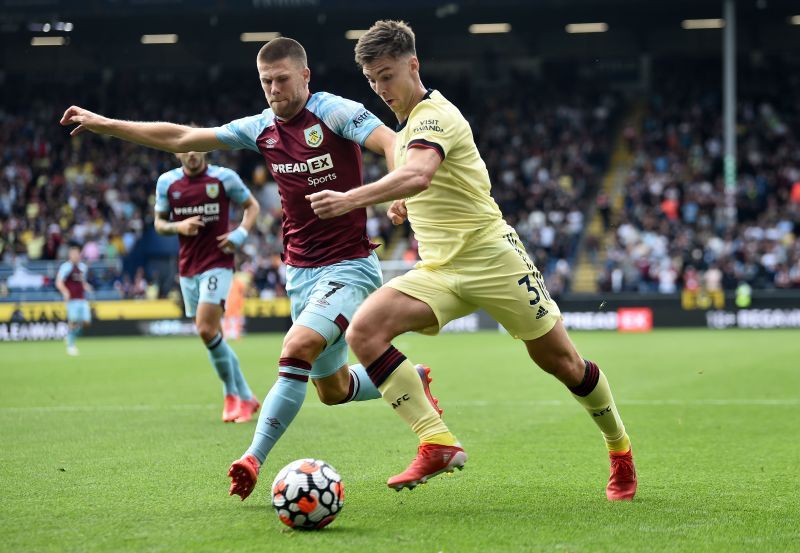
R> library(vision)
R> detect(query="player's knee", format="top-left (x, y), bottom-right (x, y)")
top-left (281, 334), bottom-right (321, 364)
top-left (196, 322), bottom-right (219, 343)
top-left (344, 323), bottom-right (368, 354)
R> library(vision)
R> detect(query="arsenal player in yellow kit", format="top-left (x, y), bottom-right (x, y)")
top-left (308, 20), bottom-right (637, 500)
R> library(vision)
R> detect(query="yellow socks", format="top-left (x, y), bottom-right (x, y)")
top-left (366, 346), bottom-right (457, 445)
top-left (570, 360), bottom-right (631, 453)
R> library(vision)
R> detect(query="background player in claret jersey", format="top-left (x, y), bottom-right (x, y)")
top-left (154, 150), bottom-right (261, 424)
top-left (60, 37), bottom-right (442, 501)
top-left (308, 20), bottom-right (637, 500)
top-left (55, 244), bottom-right (93, 356)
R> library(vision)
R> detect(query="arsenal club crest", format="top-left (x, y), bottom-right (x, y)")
top-left (304, 124), bottom-right (324, 147)
top-left (206, 183), bottom-right (220, 199)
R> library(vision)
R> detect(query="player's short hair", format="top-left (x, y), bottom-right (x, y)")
top-left (354, 20), bottom-right (416, 67)
top-left (257, 37), bottom-right (307, 68)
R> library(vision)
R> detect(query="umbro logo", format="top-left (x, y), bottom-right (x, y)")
top-left (266, 417), bottom-right (280, 428)
top-left (535, 306), bottom-right (548, 319)
top-left (442, 453), bottom-right (452, 463)
top-left (265, 137), bottom-right (278, 148)
top-left (171, 191), bottom-right (181, 199)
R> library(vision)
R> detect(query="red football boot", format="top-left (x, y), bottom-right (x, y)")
top-left (222, 394), bottom-right (241, 423)
top-left (415, 364), bottom-right (443, 416)
top-left (234, 396), bottom-right (260, 423)
top-left (606, 448), bottom-right (637, 501)
top-left (387, 443), bottom-right (467, 491)
top-left (228, 454), bottom-right (260, 501)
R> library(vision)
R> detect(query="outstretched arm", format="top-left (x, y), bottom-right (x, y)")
top-left (60, 106), bottom-right (227, 153)
top-left (307, 147), bottom-right (440, 219)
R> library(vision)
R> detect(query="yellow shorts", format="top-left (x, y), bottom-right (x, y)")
top-left (386, 228), bottom-right (561, 340)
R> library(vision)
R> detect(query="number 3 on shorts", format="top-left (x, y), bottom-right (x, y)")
top-left (517, 275), bottom-right (540, 306)
top-left (517, 273), bottom-right (551, 307)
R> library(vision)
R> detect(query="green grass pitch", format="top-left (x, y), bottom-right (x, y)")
top-left (2, 329), bottom-right (798, 552)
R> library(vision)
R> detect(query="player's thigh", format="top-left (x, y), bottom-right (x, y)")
top-left (460, 233), bottom-right (560, 341)
top-left (66, 300), bottom-right (78, 323)
top-left (80, 301), bottom-right (92, 324)
top-left (374, 269), bottom-right (475, 336)
top-left (294, 254), bottom-right (383, 346)
top-left (310, 340), bottom-right (348, 380)
top-left (67, 300), bottom-right (90, 324)
top-left (197, 268), bottom-right (234, 310)
top-left (282, 321), bottom-right (328, 363)
top-left (195, 301), bottom-right (224, 331)
top-left (179, 276), bottom-right (200, 318)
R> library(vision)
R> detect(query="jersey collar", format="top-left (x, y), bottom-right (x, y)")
top-left (396, 88), bottom-right (435, 132)
top-left (182, 164), bottom-right (208, 179)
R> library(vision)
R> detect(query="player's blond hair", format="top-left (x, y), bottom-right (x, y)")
top-left (354, 20), bottom-right (416, 67)
top-left (258, 37), bottom-right (307, 68)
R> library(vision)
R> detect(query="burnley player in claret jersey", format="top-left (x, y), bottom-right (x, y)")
top-left (154, 150), bottom-right (261, 424)
top-left (55, 244), bottom-right (93, 356)
top-left (60, 37), bottom-right (443, 500)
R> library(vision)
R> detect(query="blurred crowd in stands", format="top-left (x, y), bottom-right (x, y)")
top-left (2, 59), bottom-right (798, 305)
top-left (598, 61), bottom-right (800, 293)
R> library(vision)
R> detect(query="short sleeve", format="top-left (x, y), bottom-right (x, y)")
top-left (56, 262), bottom-right (71, 281)
top-left (154, 172), bottom-right (173, 214)
top-left (307, 92), bottom-right (383, 146)
top-left (405, 103), bottom-right (454, 161)
top-left (216, 167), bottom-right (251, 204)
top-left (215, 112), bottom-right (272, 152)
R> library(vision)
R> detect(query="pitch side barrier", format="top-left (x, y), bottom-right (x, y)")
top-left (2, 291), bottom-right (800, 341)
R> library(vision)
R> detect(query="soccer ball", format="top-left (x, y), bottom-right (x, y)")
top-left (271, 458), bottom-right (344, 530)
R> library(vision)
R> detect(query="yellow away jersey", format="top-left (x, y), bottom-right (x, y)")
top-left (395, 89), bottom-right (507, 268)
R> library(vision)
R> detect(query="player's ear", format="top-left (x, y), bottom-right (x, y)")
top-left (408, 55), bottom-right (420, 75)
top-left (303, 67), bottom-right (311, 84)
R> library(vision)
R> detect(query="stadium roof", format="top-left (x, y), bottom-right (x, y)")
top-left (2, 0), bottom-right (799, 74)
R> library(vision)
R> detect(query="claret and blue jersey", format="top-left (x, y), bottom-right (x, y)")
top-left (56, 261), bottom-right (88, 300)
top-left (215, 91), bottom-right (383, 268)
top-left (155, 165), bottom-right (251, 277)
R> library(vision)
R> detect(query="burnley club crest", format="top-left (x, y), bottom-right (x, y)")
top-left (206, 183), bottom-right (220, 199)
top-left (304, 124), bottom-right (324, 147)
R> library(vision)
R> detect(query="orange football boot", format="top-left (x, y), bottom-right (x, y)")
top-left (387, 443), bottom-right (467, 491)
top-left (415, 364), bottom-right (443, 416)
top-left (234, 396), bottom-right (260, 423)
top-left (606, 448), bottom-right (637, 500)
top-left (222, 394), bottom-right (240, 423)
top-left (228, 454), bottom-right (260, 501)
